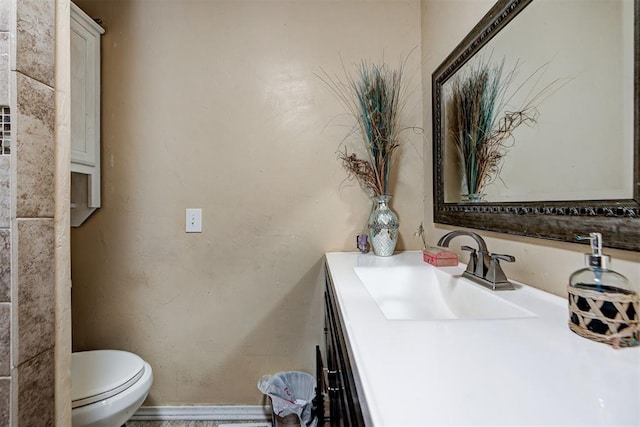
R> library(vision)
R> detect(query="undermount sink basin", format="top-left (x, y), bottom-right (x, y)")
top-left (354, 266), bottom-right (535, 321)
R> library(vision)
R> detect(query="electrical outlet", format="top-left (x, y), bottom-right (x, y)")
top-left (186, 208), bottom-right (202, 233)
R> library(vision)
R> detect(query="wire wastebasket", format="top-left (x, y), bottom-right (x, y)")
top-left (257, 371), bottom-right (318, 427)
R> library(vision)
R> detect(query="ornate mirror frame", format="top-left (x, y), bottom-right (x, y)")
top-left (432, 0), bottom-right (640, 251)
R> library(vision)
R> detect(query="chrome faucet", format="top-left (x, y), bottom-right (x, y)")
top-left (437, 230), bottom-right (515, 291)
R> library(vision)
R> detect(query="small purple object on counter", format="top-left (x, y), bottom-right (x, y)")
top-left (357, 234), bottom-right (369, 253)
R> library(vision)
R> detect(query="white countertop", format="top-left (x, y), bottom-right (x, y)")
top-left (325, 251), bottom-right (640, 426)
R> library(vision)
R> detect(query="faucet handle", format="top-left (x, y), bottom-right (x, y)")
top-left (461, 245), bottom-right (476, 256)
top-left (485, 253), bottom-right (516, 289)
top-left (490, 253), bottom-right (515, 263)
top-left (461, 245), bottom-right (477, 274)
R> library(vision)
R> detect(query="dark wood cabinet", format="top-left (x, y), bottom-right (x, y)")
top-left (317, 263), bottom-right (366, 426)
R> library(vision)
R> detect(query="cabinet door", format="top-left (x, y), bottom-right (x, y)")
top-left (70, 4), bottom-right (103, 167)
top-left (324, 267), bottom-right (366, 427)
top-left (315, 345), bottom-right (327, 425)
top-left (70, 3), bottom-right (104, 213)
top-left (324, 291), bottom-right (343, 425)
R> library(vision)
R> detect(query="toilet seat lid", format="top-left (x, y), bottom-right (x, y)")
top-left (72, 350), bottom-right (145, 406)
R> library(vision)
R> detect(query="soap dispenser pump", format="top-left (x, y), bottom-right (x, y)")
top-left (568, 232), bottom-right (639, 348)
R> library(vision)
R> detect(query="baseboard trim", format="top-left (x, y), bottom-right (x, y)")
top-left (131, 405), bottom-right (273, 421)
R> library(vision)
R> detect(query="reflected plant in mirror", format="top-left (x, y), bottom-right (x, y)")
top-left (450, 58), bottom-right (562, 201)
top-left (432, 0), bottom-right (640, 250)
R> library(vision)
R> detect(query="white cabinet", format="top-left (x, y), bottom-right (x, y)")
top-left (70, 2), bottom-right (104, 226)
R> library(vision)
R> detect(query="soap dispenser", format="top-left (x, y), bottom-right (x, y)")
top-left (567, 232), bottom-right (639, 348)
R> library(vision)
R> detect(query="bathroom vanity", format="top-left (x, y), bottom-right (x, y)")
top-left (320, 251), bottom-right (639, 426)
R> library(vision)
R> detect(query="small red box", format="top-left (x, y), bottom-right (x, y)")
top-left (423, 247), bottom-right (458, 267)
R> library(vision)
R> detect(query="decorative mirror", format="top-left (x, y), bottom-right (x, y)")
top-left (432, 0), bottom-right (639, 251)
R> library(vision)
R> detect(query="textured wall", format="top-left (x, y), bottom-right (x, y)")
top-left (0, 3), bottom-right (11, 422)
top-left (55, 0), bottom-right (73, 424)
top-left (420, 0), bottom-right (640, 296)
top-left (0, 0), bottom-right (60, 425)
top-left (68, 0), bottom-right (640, 410)
top-left (71, 0), bottom-right (423, 405)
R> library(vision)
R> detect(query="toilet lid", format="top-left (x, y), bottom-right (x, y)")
top-left (72, 350), bottom-right (145, 408)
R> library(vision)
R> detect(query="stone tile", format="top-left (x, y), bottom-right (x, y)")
top-left (14, 219), bottom-right (54, 365)
top-left (0, 229), bottom-right (9, 302)
top-left (0, 2), bottom-right (9, 32)
top-left (0, 377), bottom-right (9, 427)
top-left (13, 349), bottom-right (54, 426)
top-left (14, 0), bottom-right (55, 87)
top-left (0, 32), bottom-right (8, 106)
top-left (14, 73), bottom-right (55, 219)
top-left (0, 156), bottom-right (9, 228)
top-left (0, 303), bottom-right (9, 376)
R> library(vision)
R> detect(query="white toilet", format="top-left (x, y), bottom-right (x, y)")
top-left (72, 350), bottom-right (153, 427)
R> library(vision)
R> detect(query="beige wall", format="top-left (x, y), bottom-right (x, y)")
top-left (71, 0), bottom-right (423, 405)
top-left (70, 0), bottom-right (640, 409)
top-left (421, 0), bottom-right (640, 296)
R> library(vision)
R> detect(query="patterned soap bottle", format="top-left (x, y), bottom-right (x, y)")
top-left (567, 232), bottom-right (639, 348)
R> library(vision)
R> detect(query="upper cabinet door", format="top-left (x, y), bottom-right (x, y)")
top-left (70, 3), bottom-right (104, 168)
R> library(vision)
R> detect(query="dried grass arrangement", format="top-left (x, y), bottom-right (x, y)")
top-left (450, 58), bottom-right (560, 198)
top-left (318, 59), bottom-right (409, 197)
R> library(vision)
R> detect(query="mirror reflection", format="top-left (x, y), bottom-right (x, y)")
top-left (442, 0), bottom-right (635, 203)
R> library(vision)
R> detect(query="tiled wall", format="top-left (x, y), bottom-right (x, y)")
top-left (0, 2), bottom-right (10, 424)
top-left (0, 0), bottom-right (57, 425)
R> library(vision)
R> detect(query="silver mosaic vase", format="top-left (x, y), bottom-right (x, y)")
top-left (368, 195), bottom-right (399, 257)
top-left (462, 192), bottom-right (487, 203)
